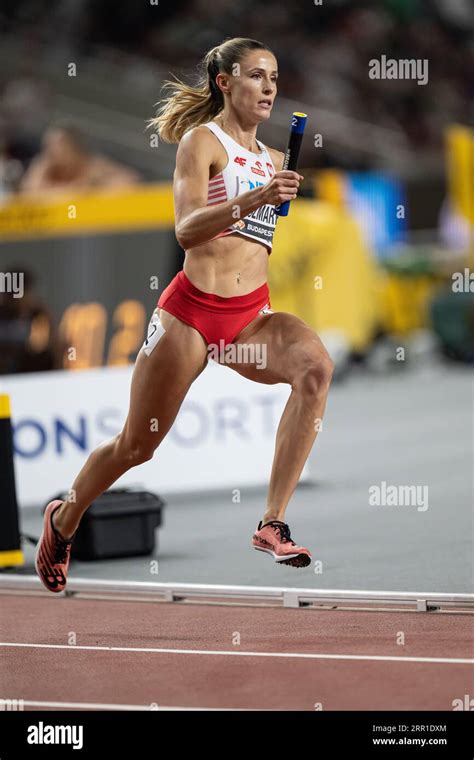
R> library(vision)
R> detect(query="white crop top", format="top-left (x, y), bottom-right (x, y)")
top-left (202, 120), bottom-right (277, 254)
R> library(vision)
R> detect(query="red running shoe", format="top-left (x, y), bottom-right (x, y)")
top-left (35, 500), bottom-right (76, 593)
top-left (252, 519), bottom-right (312, 568)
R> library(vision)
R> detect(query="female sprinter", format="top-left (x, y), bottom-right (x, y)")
top-left (35, 37), bottom-right (334, 593)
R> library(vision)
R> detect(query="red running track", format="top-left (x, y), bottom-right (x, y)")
top-left (1, 594), bottom-right (473, 711)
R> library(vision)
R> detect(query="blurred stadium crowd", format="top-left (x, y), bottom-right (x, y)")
top-left (0, 0), bottom-right (472, 376)
top-left (0, 0), bottom-right (472, 194)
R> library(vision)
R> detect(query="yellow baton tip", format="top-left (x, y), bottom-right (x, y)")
top-left (293, 112), bottom-right (307, 117)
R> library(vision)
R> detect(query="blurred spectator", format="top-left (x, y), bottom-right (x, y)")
top-left (0, 133), bottom-right (23, 197)
top-left (438, 197), bottom-right (472, 254)
top-left (1, 75), bottom-right (51, 163)
top-left (0, 0), bottom-right (471, 176)
top-left (19, 122), bottom-right (140, 195)
top-left (0, 266), bottom-right (64, 373)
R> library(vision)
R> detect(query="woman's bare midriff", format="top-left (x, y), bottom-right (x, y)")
top-left (183, 233), bottom-right (269, 296)
top-left (158, 231), bottom-right (270, 328)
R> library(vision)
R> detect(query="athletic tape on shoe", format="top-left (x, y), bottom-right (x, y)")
top-left (142, 310), bottom-right (166, 356)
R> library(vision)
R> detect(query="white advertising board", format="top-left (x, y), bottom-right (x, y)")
top-left (0, 361), bottom-right (308, 509)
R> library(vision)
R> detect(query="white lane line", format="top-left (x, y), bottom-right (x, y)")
top-left (0, 642), bottom-right (472, 664)
top-left (11, 700), bottom-right (266, 711)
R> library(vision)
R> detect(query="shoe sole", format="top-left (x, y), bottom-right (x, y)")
top-left (253, 545), bottom-right (312, 568)
top-left (35, 501), bottom-right (67, 593)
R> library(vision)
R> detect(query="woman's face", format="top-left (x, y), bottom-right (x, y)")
top-left (218, 49), bottom-right (278, 123)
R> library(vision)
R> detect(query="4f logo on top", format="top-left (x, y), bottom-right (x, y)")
top-left (234, 156), bottom-right (246, 167)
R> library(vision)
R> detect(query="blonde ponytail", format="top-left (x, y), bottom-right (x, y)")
top-left (148, 38), bottom-right (271, 144)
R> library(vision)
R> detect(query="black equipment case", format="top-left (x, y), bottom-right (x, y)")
top-left (49, 488), bottom-right (165, 561)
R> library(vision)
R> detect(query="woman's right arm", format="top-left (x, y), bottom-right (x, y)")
top-left (173, 127), bottom-right (302, 250)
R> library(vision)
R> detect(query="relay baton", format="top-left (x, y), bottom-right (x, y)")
top-left (275, 111), bottom-right (307, 217)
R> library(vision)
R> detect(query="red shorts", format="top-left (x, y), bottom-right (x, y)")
top-left (157, 270), bottom-right (272, 346)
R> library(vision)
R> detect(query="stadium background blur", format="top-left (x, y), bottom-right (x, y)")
top-left (0, 0), bottom-right (472, 375)
top-left (0, 0), bottom-right (472, 593)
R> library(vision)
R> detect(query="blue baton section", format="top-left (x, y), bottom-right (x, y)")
top-left (275, 112), bottom-right (307, 217)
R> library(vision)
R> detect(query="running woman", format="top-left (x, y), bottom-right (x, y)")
top-left (35, 37), bottom-right (334, 592)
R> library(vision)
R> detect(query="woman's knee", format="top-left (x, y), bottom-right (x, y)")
top-left (292, 350), bottom-right (334, 397)
top-left (114, 432), bottom-right (157, 467)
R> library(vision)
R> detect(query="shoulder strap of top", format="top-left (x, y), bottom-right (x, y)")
top-left (201, 121), bottom-right (234, 154)
top-left (203, 122), bottom-right (275, 173)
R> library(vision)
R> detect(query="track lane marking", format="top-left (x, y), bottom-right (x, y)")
top-left (8, 700), bottom-right (267, 711)
top-left (0, 642), bottom-right (472, 664)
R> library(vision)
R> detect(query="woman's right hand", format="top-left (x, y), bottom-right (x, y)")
top-left (260, 170), bottom-right (304, 206)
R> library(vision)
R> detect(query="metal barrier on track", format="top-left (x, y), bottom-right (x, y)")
top-left (0, 575), bottom-right (472, 612)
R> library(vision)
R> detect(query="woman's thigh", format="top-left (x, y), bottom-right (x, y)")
top-left (218, 311), bottom-right (332, 386)
top-left (120, 308), bottom-right (208, 453)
